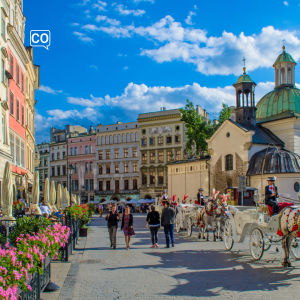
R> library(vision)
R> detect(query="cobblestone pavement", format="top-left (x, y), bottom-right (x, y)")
top-left (59, 214), bottom-right (300, 300)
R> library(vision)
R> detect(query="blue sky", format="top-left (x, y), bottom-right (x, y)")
top-left (24, 0), bottom-right (300, 143)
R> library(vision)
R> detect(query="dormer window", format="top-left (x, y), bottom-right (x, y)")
top-left (280, 68), bottom-right (285, 85)
top-left (287, 67), bottom-right (292, 84)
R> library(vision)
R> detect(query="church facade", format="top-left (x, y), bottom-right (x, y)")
top-left (168, 46), bottom-right (300, 202)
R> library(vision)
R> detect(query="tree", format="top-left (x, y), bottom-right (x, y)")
top-left (180, 100), bottom-right (232, 155)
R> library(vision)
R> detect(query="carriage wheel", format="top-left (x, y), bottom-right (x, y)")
top-left (175, 214), bottom-right (181, 233)
top-left (264, 236), bottom-right (272, 251)
top-left (250, 228), bottom-right (264, 260)
top-left (290, 238), bottom-right (300, 260)
top-left (223, 219), bottom-right (234, 251)
top-left (187, 217), bottom-right (193, 237)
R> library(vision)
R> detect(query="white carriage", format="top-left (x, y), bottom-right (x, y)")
top-left (223, 193), bottom-right (300, 261)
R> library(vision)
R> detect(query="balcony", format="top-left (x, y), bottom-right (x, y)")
top-left (95, 189), bottom-right (140, 195)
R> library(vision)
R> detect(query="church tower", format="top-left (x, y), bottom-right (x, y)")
top-left (233, 59), bottom-right (257, 126)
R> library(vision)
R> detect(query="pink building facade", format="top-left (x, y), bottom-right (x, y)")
top-left (67, 126), bottom-right (96, 203)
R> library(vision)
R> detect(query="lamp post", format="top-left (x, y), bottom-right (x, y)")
top-left (81, 185), bottom-right (86, 203)
top-left (68, 164), bottom-right (75, 205)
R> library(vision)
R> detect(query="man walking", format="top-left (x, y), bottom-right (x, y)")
top-left (161, 201), bottom-right (176, 248)
top-left (98, 203), bottom-right (103, 217)
top-left (105, 205), bottom-right (119, 249)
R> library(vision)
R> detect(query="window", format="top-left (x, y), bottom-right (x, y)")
top-left (288, 67), bottom-right (292, 84)
top-left (89, 145), bottom-right (92, 153)
top-left (142, 129), bottom-right (146, 134)
top-left (85, 162), bottom-right (88, 173)
top-left (167, 151), bottom-right (172, 162)
top-left (9, 133), bottom-right (14, 163)
top-left (166, 136), bottom-right (172, 144)
top-left (225, 154), bottom-right (233, 171)
top-left (158, 137), bottom-right (163, 145)
top-left (89, 162), bottom-right (92, 172)
top-left (99, 166), bottom-right (103, 174)
top-left (51, 167), bottom-right (55, 176)
top-left (106, 150), bottom-right (110, 159)
top-left (158, 152), bottom-right (163, 163)
top-left (51, 153), bottom-right (54, 161)
top-left (124, 149), bottom-right (129, 158)
top-left (281, 68), bottom-right (285, 85)
top-left (89, 179), bottom-right (93, 191)
top-left (133, 162), bottom-right (137, 172)
top-left (141, 139), bottom-right (146, 146)
top-left (63, 151), bottom-right (66, 158)
top-left (45, 170), bottom-right (48, 179)
top-left (98, 181), bottom-right (103, 191)
top-left (115, 164), bottom-right (119, 173)
top-left (21, 105), bottom-right (24, 125)
top-left (10, 54), bottom-right (13, 78)
top-left (150, 152), bottom-right (155, 163)
top-left (1, 60), bottom-right (4, 84)
top-left (62, 165), bottom-right (66, 175)
top-left (142, 172), bottom-right (147, 184)
top-left (85, 145), bottom-right (88, 154)
top-left (98, 151), bottom-right (103, 160)
top-left (74, 147), bottom-right (77, 155)
top-left (124, 163), bottom-right (128, 173)
top-left (124, 180), bottom-right (129, 190)
top-left (70, 147), bottom-right (73, 155)
top-left (10, 92), bottom-right (14, 115)
top-left (133, 179), bottom-right (138, 189)
top-left (150, 170), bottom-right (155, 184)
top-left (106, 165), bottom-right (110, 174)
top-left (1, 18), bottom-right (5, 39)
top-left (142, 153), bottom-right (147, 164)
top-left (115, 150), bottom-right (119, 159)
top-left (175, 150), bottom-right (181, 161)
top-left (21, 73), bottom-right (24, 92)
top-left (149, 138), bottom-right (154, 145)
top-left (21, 141), bottom-right (24, 167)
top-left (57, 152), bottom-right (60, 160)
top-left (16, 64), bottom-right (19, 85)
top-left (85, 179), bottom-right (88, 191)
top-left (57, 166), bottom-right (60, 176)
top-left (158, 171), bottom-right (163, 184)
top-left (132, 149), bottom-right (137, 158)
top-left (115, 180), bottom-right (119, 190)
top-left (15, 137), bottom-right (20, 166)
top-left (175, 135), bottom-right (180, 143)
top-left (106, 180), bottom-right (111, 191)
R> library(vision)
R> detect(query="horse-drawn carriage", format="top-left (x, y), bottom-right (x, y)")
top-left (223, 192), bottom-right (300, 266)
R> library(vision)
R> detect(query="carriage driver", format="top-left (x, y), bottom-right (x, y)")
top-left (265, 176), bottom-right (280, 215)
top-left (162, 190), bottom-right (168, 206)
top-left (197, 188), bottom-right (205, 206)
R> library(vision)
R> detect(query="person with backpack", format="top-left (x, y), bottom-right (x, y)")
top-left (146, 205), bottom-right (160, 248)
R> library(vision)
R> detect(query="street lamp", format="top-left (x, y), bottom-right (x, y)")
top-left (68, 164), bottom-right (75, 205)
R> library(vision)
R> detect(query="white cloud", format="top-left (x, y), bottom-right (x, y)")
top-left (38, 85), bottom-right (63, 95)
top-left (194, 5), bottom-right (197, 9)
top-left (118, 53), bottom-right (127, 56)
top-left (90, 65), bottom-right (98, 70)
top-left (185, 11), bottom-right (196, 25)
top-left (95, 15), bottom-right (121, 25)
top-left (71, 23), bottom-right (80, 26)
top-left (133, 0), bottom-right (154, 3)
top-left (115, 4), bottom-right (145, 16)
top-left (123, 66), bottom-right (128, 70)
top-left (84, 10), bottom-right (91, 18)
top-left (283, 1), bottom-right (289, 6)
top-left (92, 0), bottom-right (107, 11)
top-left (78, 0), bottom-right (91, 5)
top-left (73, 31), bottom-right (94, 43)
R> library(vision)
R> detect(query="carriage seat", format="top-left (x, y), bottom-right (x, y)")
top-left (266, 202), bottom-right (294, 216)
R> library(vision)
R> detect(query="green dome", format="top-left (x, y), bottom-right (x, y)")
top-left (256, 87), bottom-right (300, 122)
top-left (234, 73), bottom-right (255, 85)
top-left (273, 49), bottom-right (296, 66)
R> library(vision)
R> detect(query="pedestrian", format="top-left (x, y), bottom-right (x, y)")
top-left (161, 201), bottom-right (176, 248)
top-left (121, 206), bottom-right (135, 250)
top-left (98, 203), bottom-right (103, 217)
top-left (146, 205), bottom-right (160, 248)
top-left (105, 205), bottom-right (120, 249)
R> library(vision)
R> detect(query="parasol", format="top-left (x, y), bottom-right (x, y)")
top-left (29, 171), bottom-right (42, 215)
top-left (71, 194), bottom-right (76, 205)
top-left (44, 178), bottom-right (51, 211)
top-left (65, 187), bottom-right (70, 207)
top-left (50, 181), bottom-right (57, 212)
top-left (57, 184), bottom-right (62, 209)
top-left (1, 162), bottom-right (15, 220)
top-left (77, 195), bottom-right (81, 205)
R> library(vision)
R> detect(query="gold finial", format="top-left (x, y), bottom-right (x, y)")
top-left (242, 57), bottom-right (246, 74)
top-left (282, 38), bottom-right (286, 52)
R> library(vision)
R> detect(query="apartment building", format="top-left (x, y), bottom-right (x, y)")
top-left (36, 142), bottom-right (50, 194)
top-left (137, 108), bottom-right (188, 199)
top-left (95, 121), bottom-right (139, 202)
top-left (67, 125), bottom-right (96, 203)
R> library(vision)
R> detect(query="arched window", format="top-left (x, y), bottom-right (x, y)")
top-left (105, 136), bottom-right (108, 144)
top-left (89, 145), bottom-right (92, 153)
top-left (57, 152), bottom-right (60, 160)
top-left (131, 133), bottom-right (134, 141)
top-left (277, 69), bottom-right (280, 86)
top-left (97, 137), bottom-right (100, 145)
top-left (101, 136), bottom-right (104, 145)
top-left (135, 132), bottom-right (138, 141)
top-left (126, 133), bottom-right (129, 142)
top-left (225, 154), bottom-right (233, 171)
top-left (122, 134), bottom-right (125, 143)
top-left (118, 135), bottom-right (121, 143)
top-left (287, 67), bottom-right (292, 84)
top-left (70, 147), bottom-right (73, 156)
top-left (85, 162), bottom-right (88, 172)
top-left (113, 135), bottom-right (116, 143)
top-left (281, 68), bottom-right (285, 85)
top-left (85, 146), bottom-right (88, 154)
top-left (89, 162), bottom-right (92, 172)
top-left (109, 135), bottom-right (112, 144)
top-left (74, 147), bottom-right (77, 155)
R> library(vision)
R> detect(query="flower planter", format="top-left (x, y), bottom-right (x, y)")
top-left (80, 227), bottom-right (88, 237)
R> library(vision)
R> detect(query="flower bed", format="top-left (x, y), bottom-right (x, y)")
top-left (64, 204), bottom-right (92, 228)
top-left (0, 223), bottom-right (70, 300)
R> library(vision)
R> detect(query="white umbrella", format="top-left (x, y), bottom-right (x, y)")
top-left (1, 162), bottom-right (15, 220)
top-left (50, 181), bottom-right (57, 212)
top-left (127, 199), bottom-right (138, 204)
top-left (71, 194), bottom-right (76, 205)
top-left (77, 195), bottom-right (81, 205)
top-left (44, 178), bottom-right (51, 211)
top-left (56, 184), bottom-right (62, 209)
top-left (30, 171), bottom-right (42, 215)
top-left (65, 187), bottom-right (70, 207)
